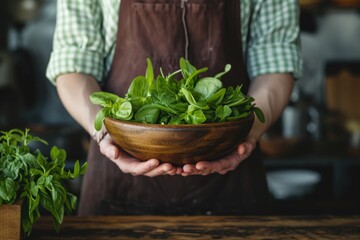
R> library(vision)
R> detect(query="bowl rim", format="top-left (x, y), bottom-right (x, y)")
top-left (104, 113), bottom-right (254, 129)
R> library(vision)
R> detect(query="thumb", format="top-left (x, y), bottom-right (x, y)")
top-left (237, 143), bottom-right (248, 156)
top-left (99, 135), bottom-right (119, 160)
top-left (237, 137), bottom-right (256, 156)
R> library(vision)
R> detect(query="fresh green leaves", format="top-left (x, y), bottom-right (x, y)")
top-left (194, 77), bottom-right (223, 99)
top-left (90, 92), bottom-right (133, 131)
top-left (90, 58), bottom-right (265, 128)
top-left (0, 129), bottom-right (87, 236)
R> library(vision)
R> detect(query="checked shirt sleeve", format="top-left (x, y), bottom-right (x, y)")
top-left (247, 0), bottom-right (303, 80)
top-left (46, 0), bottom-right (105, 84)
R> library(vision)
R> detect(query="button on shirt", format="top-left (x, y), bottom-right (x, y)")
top-left (46, 0), bottom-right (302, 84)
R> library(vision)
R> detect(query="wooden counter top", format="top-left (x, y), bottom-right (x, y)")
top-left (29, 215), bottom-right (360, 240)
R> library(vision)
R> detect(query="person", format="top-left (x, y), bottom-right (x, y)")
top-left (46, 0), bottom-right (302, 215)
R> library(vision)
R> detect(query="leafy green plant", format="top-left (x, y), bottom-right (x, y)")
top-left (91, 58), bottom-right (265, 130)
top-left (0, 129), bottom-right (87, 236)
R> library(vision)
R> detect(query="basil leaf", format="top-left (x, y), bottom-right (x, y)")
top-left (180, 57), bottom-right (197, 79)
top-left (214, 64), bottom-right (231, 79)
top-left (145, 58), bottom-right (154, 88)
top-left (127, 76), bottom-right (148, 98)
top-left (112, 101), bottom-right (133, 120)
top-left (134, 104), bottom-right (160, 123)
top-left (94, 108), bottom-right (108, 131)
top-left (185, 67), bottom-right (208, 89)
top-left (206, 88), bottom-right (226, 107)
top-left (215, 105), bottom-right (232, 122)
top-left (90, 91), bottom-right (119, 107)
top-left (180, 88), bottom-right (209, 110)
top-left (189, 109), bottom-right (207, 124)
top-left (194, 77), bottom-right (223, 99)
top-left (0, 178), bottom-right (16, 202)
top-left (254, 107), bottom-right (265, 123)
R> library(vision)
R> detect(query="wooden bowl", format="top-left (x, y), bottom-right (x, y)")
top-left (104, 114), bottom-right (254, 166)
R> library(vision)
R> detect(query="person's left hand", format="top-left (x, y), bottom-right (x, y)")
top-left (181, 136), bottom-right (257, 176)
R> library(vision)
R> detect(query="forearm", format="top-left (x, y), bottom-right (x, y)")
top-left (247, 73), bottom-right (294, 141)
top-left (56, 73), bottom-right (102, 135)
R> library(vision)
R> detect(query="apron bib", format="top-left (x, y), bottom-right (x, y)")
top-left (78, 0), bottom-right (271, 216)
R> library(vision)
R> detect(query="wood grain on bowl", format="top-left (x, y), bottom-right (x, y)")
top-left (104, 114), bottom-right (254, 165)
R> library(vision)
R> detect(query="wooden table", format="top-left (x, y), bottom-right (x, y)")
top-left (29, 215), bottom-right (360, 240)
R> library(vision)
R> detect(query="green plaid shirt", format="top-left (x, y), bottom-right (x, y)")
top-left (46, 0), bottom-right (302, 84)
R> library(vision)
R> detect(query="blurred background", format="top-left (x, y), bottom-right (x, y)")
top-left (0, 0), bottom-right (359, 215)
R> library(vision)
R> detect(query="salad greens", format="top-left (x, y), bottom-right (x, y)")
top-left (91, 58), bottom-right (264, 131)
top-left (0, 129), bottom-right (87, 236)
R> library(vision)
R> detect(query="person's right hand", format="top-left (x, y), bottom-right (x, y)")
top-left (98, 133), bottom-right (183, 177)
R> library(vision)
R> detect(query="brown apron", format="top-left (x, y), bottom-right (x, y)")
top-left (78, 0), bottom-right (271, 216)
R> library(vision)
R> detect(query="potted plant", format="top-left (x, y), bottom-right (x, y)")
top-left (0, 128), bottom-right (87, 239)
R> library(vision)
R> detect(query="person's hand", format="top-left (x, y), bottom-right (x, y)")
top-left (181, 136), bottom-right (257, 176)
top-left (98, 133), bottom-right (183, 177)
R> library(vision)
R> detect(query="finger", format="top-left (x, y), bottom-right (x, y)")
top-left (182, 165), bottom-right (211, 176)
top-left (238, 143), bottom-right (247, 155)
top-left (165, 168), bottom-right (178, 175)
top-left (220, 153), bottom-right (242, 171)
top-left (176, 167), bottom-right (184, 175)
top-left (200, 169), bottom-right (214, 176)
top-left (198, 151), bottom-right (243, 174)
top-left (183, 164), bottom-right (204, 175)
top-left (163, 168), bottom-right (177, 176)
top-left (118, 157), bottom-right (160, 175)
top-left (144, 163), bottom-right (174, 177)
top-left (99, 139), bottom-right (119, 160)
top-left (238, 143), bottom-right (253, 157)
top-left (183, 164), bottom-right (197, 173)
top-left (218, 169), bottom-right (230, 175)
top-left (181, 165), bottom-right (194, 176)
top-left (196, 158), bottom-right (232, 172)
top-left (185, 169), bottom-right (214, 176)
top-left (181, 172), bottom-right (190, 177)
top-left (237, 140), bottom-right (256, 157)
top-left (196, 160), bottom-right (221, 171)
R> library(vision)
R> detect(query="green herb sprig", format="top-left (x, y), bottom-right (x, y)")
top-left (91, 58), bottom-right (265, 130)
top-left (0, 129), bottom-right (87, 236)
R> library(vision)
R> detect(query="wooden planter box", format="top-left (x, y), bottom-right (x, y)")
top-left (0, 202), bottom-right (22, 240)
